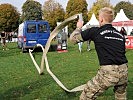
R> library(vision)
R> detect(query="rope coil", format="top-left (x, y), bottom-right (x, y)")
top-left (29, 14), bottom-right (86, 92)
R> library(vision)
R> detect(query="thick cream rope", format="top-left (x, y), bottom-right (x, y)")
top-left (29, 14), bottom-right (86, 92)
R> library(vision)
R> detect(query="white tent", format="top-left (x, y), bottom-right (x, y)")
top-left (113, 9), bottom-right (130, 22)
top-left (112, 9), bottom-right (132, 35)
top-left (113, 13), bottom-right (121, 22)
top-left (82, 13), bottom-right (99, 30)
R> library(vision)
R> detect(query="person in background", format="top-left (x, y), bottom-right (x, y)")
top-left (70, 7), bottom-right (128, 100)
top-left (120, 27), bottom-right (127, 36)
top-left (87, 39), bottom-right (91, 51)
top-left (61, 29), bottom-right (67, 50)
top-left (8, 32), bottom-right (13, 42)
top-left (78, 41), bottom-right (83, 53)
top-left (61, 29), bottom-right (67, 44)
top-left (130, 29), bottom-right (133, 36)
top-left (1, 31), bottom-right (8, 50)
top-left (86, 25), bottom-right (92, 51)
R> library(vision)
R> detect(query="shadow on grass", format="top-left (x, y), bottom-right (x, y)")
top-left (0, 79), bottom-right (80, 100)
top-left (80, 48), bottom-right (96, 53)
top-left (51, 79), bottom-right (133, 100)
top-left (0, 49), bottom-right (20, 58)
top-left (127, 80), bottom-right (133, 100)
top-left (0, 45), bottom-right (57, 57)
top-left (0, 75), bottom-right (132, 100)
top-left (50, 91), bottom-right (80, 100)
top-left (0, 78), bottom-right (50, 99)
top-left (20, 44), bottom-right (58, 53)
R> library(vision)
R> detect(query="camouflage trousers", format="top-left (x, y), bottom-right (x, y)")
top-left (80, 64), bottom-right (128, 100)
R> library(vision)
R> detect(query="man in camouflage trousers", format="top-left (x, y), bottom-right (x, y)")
top-left (70, 7), bottom-right (128, 100)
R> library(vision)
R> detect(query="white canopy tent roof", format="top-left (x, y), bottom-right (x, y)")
top-left (82, 13), bottom-right (99, 30)
top-left (112, 9), bottom-right (132, 35)
top-left (113, 9), bottom-right (130, 22)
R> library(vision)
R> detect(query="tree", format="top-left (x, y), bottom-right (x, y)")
top-left (88, 0), bottom-right (112, 20)
top-left (65, 0), bottom-right (88, 33)
top-left (0, 3), bottom-right (20, 32)
top-left (21, 0), bottom-right (42, 21)
top-left (114, 1), bottom-right (133, 20)
top-left (43, 0), bottom-right (65, 31)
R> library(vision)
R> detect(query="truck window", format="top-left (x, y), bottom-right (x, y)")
top-left (38, 24), bottom-right (47, 33)
top-left (27, 24), bottom-right (36, 33)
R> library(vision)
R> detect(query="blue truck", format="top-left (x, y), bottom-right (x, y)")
top-left (18, 20), bottom-right (50, 52)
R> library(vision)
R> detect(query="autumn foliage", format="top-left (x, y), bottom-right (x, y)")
top-left (0, 3), bottom-right (20, 32)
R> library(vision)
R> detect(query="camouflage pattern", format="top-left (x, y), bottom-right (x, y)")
top-left (80, 64), bottom-right (128, 100)
top-left (70, 28), bottom-right (83, 44)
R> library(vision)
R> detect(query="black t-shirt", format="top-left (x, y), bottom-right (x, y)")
top-left (81, 24), bottom-right (128, 65)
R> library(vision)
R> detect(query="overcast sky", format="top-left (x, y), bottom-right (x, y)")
top-left (0, 0), bottom-right (132, 13)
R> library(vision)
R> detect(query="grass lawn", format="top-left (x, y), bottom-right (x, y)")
top-left (0, 41), bottom-right (133, 100)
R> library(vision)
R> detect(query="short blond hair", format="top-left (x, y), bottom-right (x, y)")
top-left (99, 7), bottom-right (114, 23)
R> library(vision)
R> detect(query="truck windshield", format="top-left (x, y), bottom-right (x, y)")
top-left (27, 24), bottom-right (36, 33)
top-left (38, 24), bottom-right (47, 33)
